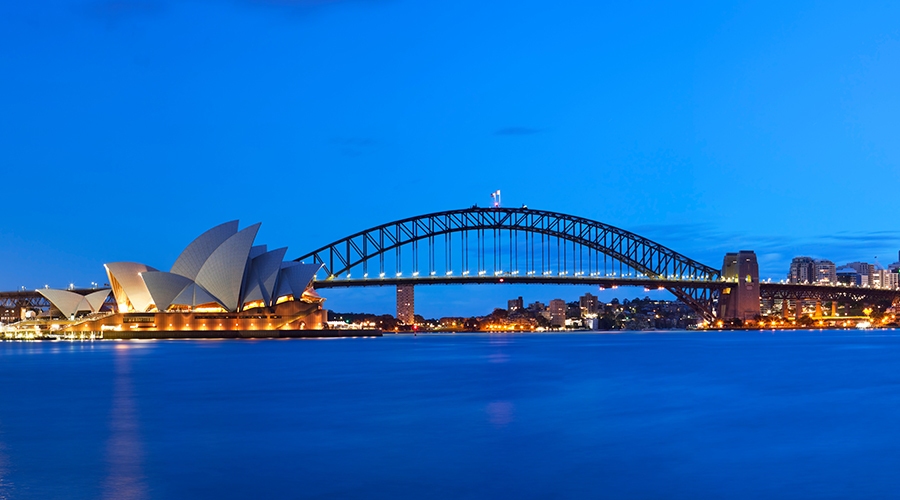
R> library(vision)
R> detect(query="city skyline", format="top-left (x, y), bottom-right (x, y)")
top-left (3, 1), bottom-right (900, 317)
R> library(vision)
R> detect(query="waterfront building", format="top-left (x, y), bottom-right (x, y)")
top-left (814, 259), bottom-right (836, 285)
top-left (548, 299), bottom-right (566, 327)
top-left (1, 306), bottom-right (24, 324)
top-left (528, 301), bottom-right (545, 312)
top-left (45, 221), bottom-right (327, 335)
top-left (845, 262), bottom-right (871, 282)
top-left (579, 293), bottom-right (599, 315)
top-left (397, 285), bottom-right (415, 324)
top-left (868, 268), bottom-right (893, 288)
top-left (836, 266), bottom-right (863, 286)
top-left (788, 257), bottom-right (815, 284)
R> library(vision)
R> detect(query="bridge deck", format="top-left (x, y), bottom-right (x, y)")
top-left (312, 277), bottom-right (900, 302)
top-left (313, 276), bottom-right (732, 289)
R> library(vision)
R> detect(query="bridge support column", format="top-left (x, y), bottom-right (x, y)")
top-left (717, 251), bottom-right (760, 322)
top-left (831, 301), bottom-right (837, 317)
top-left (815, 301), bottom-right (822, 318)
top-left (396, 285), bottom-right (415, 325)
top-left (782, 299), bottom-right (789, 319)
top-left (795, 300), bottom-right (803, 320)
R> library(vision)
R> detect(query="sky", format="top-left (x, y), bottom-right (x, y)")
top-left (2, 1), bottom-right (899, 318)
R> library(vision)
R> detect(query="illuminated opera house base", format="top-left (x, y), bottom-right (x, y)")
top-left (62, 302), bottom-right (357, 339)
top-left (41, 221), bottom-right (382, 339)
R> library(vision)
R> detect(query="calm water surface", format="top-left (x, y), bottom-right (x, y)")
top-left (2, 330), bottom-right (900, 499)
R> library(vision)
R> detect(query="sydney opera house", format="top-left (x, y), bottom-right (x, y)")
top-left (48, 221), bottom-right (328, 337)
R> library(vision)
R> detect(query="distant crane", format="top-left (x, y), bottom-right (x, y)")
top-left (491, 190), bottom-right (501, 208)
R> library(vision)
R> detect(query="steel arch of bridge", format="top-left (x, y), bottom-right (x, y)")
top-left (295, 207), bottom-right (723, 322)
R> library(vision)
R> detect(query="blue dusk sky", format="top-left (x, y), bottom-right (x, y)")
top-left (2, 1), bottom-right (899, 317)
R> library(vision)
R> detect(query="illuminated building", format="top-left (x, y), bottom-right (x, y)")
top-left (508, 296), bottom-right (523, 312)
top-left (397, 285), bottom-right (414, 324)
top-left (47, 221), bottom-right (328, 336)
top-left (528, 301), bottom-right (545, 312)
top-left (548, 299), bottom-right (566, 327)
top-left (836, 266), bottom-right (863, 286)
top-left (579, 293), bottom-right (599, 315)
top-left (845, 262), bottom-right (871, 285)
top-left (814, 259), bottom-right (836, 285)
top-left (788, 257), bottom-right (815, 284)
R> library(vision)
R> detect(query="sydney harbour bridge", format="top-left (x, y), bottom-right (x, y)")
top-left (293, 207), bottom-right (900, 323)
top-left (3, 207), bottom-right (898, 325)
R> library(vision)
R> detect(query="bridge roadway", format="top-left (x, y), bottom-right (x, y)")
top-left (312, 276), bottom-right (730, 290)
top-left (313, 276), bottom-right (900, 304)
top-left (3, 280), bottom-right (897, 314)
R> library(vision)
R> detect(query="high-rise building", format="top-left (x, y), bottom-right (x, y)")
top-left (814, 259), bottom-right (836, 285)
top-left (579, 293), bottom-right (599, 315)
top-left (548, 299), bottom-right (566, 327)
top-left (869, 268), bottom-right (891, 288)
top-left (788, 257), bottom-right (815, 283)
top-left (396, 285), bottom-right (414, 324)
top-left (528, 301), bottom-right (545, 312)
top-left (508, 296), bottom-right (524, 312)
top-left (836, 266), bottom-right (863, 286)
top-left (845, 262), bottom-right (871, 283)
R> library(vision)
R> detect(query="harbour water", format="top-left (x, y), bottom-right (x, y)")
top-left (2, 330), bottom-right (900, 499)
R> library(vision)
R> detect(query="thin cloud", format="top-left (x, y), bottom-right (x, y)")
top-left (820, 231), bottom-right (900, 242)
top-left (240, 0), bottom-right (390, 10)
top-left (328, 137), bottom-right (376, 147)
top-left (328, 137), bottom-right (376, 157)
top-left (614, 221), bottom-right (900, 276)
top-left (82, 1), bottom-right (166, 20)
top-left (494, 127), bottom-right (542, 136)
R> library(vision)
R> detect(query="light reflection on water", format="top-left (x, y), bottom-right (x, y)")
top-left (102, 344), bottom-right (147, 500)
top-left (1, 330), bottom-right (900, 499)
top-left (0, 433), bottom-right (10, 500)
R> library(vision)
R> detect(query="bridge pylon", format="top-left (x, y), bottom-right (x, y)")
top-left (717, 251), bottom-right (761, 322)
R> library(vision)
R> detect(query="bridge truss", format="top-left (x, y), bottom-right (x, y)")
top-left (295, 207), bottom-right (724, 322)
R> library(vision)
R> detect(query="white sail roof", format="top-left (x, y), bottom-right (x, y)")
top-left (241, 247), bottom-right (287, 307)
top-left (170, 220), bottom-right (239, 280)
top-left (105, 262), bottom-right (159, 312)
top-left (140, 272), bottom-right (193, 313)
top-left (171, 282), bottom-right (221, 308)
top-left (100, 221), bottom-right (314, 314)
top-left (38, 289), bottom-right (93, 318)
top-left (85, 289), bottom-right (111, 312)
top-left (194, 223), bottom-right (261, 312)
top-left (275, 262), bottom-right (322, 301)
top-left (249, 245), bottom-right (268, 260)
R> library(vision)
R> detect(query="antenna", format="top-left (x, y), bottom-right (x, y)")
top-left (491, 190), bottom-right (501, 208)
